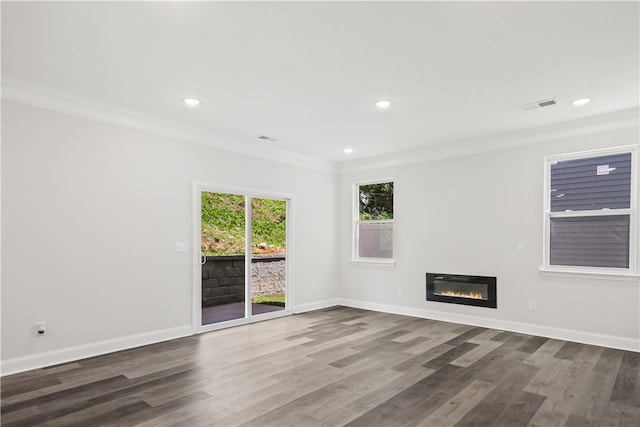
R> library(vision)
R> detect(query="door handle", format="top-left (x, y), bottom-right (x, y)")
top-left (200, 254), bottom-right (206, 265)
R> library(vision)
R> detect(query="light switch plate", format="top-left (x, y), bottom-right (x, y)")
top-left (175, 242), bottom-right (188, 252)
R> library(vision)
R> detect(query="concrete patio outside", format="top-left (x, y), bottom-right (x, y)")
top-left (202, 302), bottom-right (284, 324)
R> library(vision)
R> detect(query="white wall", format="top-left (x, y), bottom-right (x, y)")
top-left (1, 101), bottom-right (339, 369)
top-left (2, 99), bottom-right (638, 375)
top-left (339, 127), bottom-right (640, 350)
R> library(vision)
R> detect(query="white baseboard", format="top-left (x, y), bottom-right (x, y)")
top-left (293, 298), bottom-right (340, 314)
top-left (1, 325), bottom-right (194, 377)
top-left (1, 297), bottom-right (341, 376)
top-left (338, 298), bottom-right (640, 352)
top-left (4, 298), bottom-right (636, 376)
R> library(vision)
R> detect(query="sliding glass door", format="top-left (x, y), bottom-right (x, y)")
top-left (250, 197), bottom-right (287, 316)
top-left (200, 191), bottom-right (247, 324)
top-left (195, 185), bottom-right (290, 329)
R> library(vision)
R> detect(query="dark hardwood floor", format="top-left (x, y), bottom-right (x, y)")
top-left (1, 306), bottom-right (638, 426)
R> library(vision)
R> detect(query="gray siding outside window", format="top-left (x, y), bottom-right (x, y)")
top-left (550, 153), bottom-right (631, 212)
top-left (547, 151), bottom-right (633, 270)
top-left (550, 215), bottom-right (630, 268)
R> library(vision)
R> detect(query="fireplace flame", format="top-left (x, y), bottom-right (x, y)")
top-left (438, 290), bottom-right (485, 300)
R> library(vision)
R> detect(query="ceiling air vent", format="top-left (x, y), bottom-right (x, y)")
top-left (520, 98), bottom-right (558, 111)
top-left (258, 135), bottom-right (277, 142)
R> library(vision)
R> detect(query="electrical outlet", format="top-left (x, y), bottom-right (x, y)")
top-left (35, 322), bottom-right (46, 336)
top-left (529, 301), bottom-right (537, 312)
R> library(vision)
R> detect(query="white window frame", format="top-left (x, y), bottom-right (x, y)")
top-left (352, 178), bottom-right (395, 265)
top-left (541, 145), bottom-right (639, 278)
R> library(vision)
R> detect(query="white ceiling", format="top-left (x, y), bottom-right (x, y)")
top-left (2, 1), bottom-right (639, 167)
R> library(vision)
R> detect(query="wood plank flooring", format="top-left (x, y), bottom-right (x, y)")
top-left (2, 306), bottom-right (639, 426)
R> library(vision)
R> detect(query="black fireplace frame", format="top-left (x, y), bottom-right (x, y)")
top-left (426, 273), bottom-right (497, 309)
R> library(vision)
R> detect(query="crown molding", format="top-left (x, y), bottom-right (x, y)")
top-left (338, 107), bottom-right (640, 174)
top-left (1, 76), bottom-right (338, 174)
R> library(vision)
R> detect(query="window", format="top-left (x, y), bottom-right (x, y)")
top-left (543, 146), bottom-right (637, 275)
top-left (354, 180), bottom-right (394, 262)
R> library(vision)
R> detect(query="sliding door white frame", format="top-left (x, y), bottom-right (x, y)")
top-left (192, 180), bottom-right (294, 333)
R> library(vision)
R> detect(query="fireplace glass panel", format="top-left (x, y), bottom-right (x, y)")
top-left (432, 281), bottom-right (488, 300)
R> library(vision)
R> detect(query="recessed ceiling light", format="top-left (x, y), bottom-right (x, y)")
top-left (344, 148), bottom-right (354, 154)
top-left (571, 98), bottom-right (590, 106)
top-left (375, 100), bottom-right (391, 109)
top-left (183, 97), bottom-right (200, 106)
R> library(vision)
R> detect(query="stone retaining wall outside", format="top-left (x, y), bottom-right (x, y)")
top-left (201, 255), bottom-right (286, 307)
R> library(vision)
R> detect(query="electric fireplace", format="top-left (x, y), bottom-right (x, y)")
top-left (426, 273), bottom-right (497, 308)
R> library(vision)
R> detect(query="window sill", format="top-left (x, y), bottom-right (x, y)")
top-left (351, 258), bottom-right (396, 267)
top-left (539, 267), bottom-right (640, 282)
